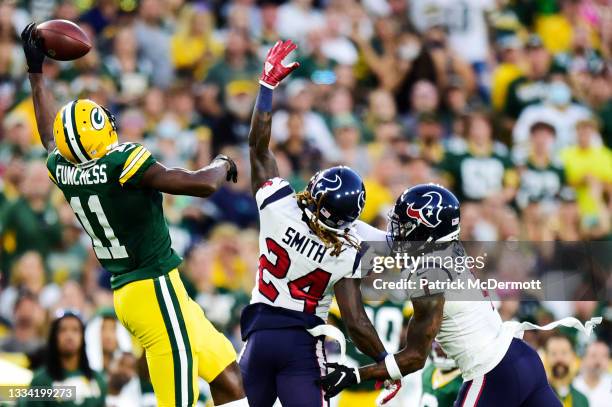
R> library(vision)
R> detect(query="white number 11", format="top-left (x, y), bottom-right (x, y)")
top-left (70, 195), bottom-right (128, 259)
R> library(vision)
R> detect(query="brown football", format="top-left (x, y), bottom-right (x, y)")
top-left (36, 20), bottom-right (91, 61)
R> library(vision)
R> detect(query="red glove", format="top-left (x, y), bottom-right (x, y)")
top-left (375, 379), bottom-right (402, 406)
top-left (259, 40), bottom-right (299, 89)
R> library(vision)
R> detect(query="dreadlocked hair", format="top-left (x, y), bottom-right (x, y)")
top-left (296, 190), bottom-right (361, 256)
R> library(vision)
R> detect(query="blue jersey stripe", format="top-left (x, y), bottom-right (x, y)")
top-left (259, 184), bottom-right (294, 210)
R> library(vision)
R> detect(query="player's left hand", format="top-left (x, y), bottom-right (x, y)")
top-left (259, 39), bottom-right (299, 89)
top-left (21, 22), bottom-right (45, 73)
top-left (317, 362), bottom-right (360, 400)
top-left (214, 154), bottom-right (238, 183)
top-left (375, 379), bottom-right (402, 406)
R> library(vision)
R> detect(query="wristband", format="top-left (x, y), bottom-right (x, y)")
top-left (255, 85), bottom-right (273, 112)
top-left (384, 354), bottom-right (402, 380)
top-left (375, 351), bottom-right (388, 363)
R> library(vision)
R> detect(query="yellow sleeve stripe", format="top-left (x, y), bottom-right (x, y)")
top-left (119, 150), bottom-right (151, 185)
top-left (47, 169), bottom-right (58, 185)
top-left (122, 145), bottom-right (144, 171)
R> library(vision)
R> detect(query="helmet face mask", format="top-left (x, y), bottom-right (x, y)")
top-left (53, 99), bottom-right (118, 165)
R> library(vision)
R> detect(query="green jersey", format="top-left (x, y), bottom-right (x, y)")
top-left (439, 146), bottom-right (516, 202)
top-left (420, 363), bottom-right (463, 407)
top-left (20, 368), bottom-right (106, 407)
top-left (516, 160), bottom-right (565, 208)
top-left (553, 384), bottom-right (590, 407)
top-left (46, 143), bottom-right (181, 289)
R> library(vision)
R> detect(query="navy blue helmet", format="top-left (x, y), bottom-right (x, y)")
top-left (301, 166), bottom-right (365, 233)
top-left (388, 184), bottom-right (460, 248)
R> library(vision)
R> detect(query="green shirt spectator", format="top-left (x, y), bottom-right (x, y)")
top-left (0, 162), bottom-right (62, 283)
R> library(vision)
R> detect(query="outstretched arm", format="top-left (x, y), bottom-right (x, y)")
top-left (319, 294), bottom-right (444, 399)
top-left (249, 40), bottom-right (299, 195)
top-left (248, 98), bottom-right (278, 195)
top-left (140, 155), bottom-right (237, 198)
top-left (21, 23), bottom-right (56, 153)
top-left (334, 278), bottom-right (387, 361)
top-left (359, 294), bottom-right (445, 381)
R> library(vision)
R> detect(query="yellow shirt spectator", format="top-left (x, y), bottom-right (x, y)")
top-left (492, 62), bottom-right (523, 111)
top-left (171, 5), bottom-right (223, 81)
top-left (361, 178), bottom-right (393, 223)
top-left (561, 144), bottom-right (612, 216)
top-left (536, 14), bottom-right (573, 54)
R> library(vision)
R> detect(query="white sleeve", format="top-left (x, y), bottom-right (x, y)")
top-left (255, 177), bottom-right (295, 210)
top-left (353, 220), bottom-right (388, 242)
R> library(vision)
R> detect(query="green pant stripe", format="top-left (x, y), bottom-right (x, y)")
top-left (153, 277), bottom-right (182, 407)
top-left (165, 274), bottom-right (194, 406)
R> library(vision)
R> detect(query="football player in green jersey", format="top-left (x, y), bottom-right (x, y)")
top-left (420, 343), bottom-right (462, 407)
top-left (22, 24), bottom-right (248, 407)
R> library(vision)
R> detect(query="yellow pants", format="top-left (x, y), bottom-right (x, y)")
top-left (113, 269), bottom-right (236, 407)
top-left (338, 389), bottom-right (379, 407)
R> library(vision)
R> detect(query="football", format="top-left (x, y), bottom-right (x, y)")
top-left (36, 19), bottom-right (91, 61)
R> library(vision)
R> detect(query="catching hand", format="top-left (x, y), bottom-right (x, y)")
top-left (214, 154), bottom-right (238, 183)
top-left (259, 40), bottom-right (299, 89)
top-left (375, 379), bottom-right (402, 406)
top-left (317, 362), bottom-right (360, 400)
top-left (21, 23), bottom-right (45, 73)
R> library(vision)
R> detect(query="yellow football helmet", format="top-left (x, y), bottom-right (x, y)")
top-left (53, 99), bottom-right (118, 165)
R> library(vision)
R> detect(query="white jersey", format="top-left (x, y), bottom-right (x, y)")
top-left (410, 0), bottom-right (494, 62)
top-left (408, 243), bottom-right (513, 381)
top-left (250, 178), bottom-right (364, 321)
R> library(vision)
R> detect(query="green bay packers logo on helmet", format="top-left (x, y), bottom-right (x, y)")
top-left (53, 99), bottom-right (118, 164)
top-left (90, 107), bottom-right (106, 130)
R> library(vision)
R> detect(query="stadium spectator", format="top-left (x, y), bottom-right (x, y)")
top-left (25, 311), bottom-right (106, 407)
top-left (544, 333), bottom-right (590, 407)
top-left (515, 121), bottom-right (566, 210)
top-left (102, 26), bottom-right (152, 106)
top-left (171, 4), bottom-right (222, 81)
top-left (204, 28), bottom-right (259, 104)
top-left (333, 113), bottom-right (370, 175)
top-left (105, 351), bottom-right (141, 407)
top-left (134, 0), bottom-right (174, 89)
top-left (0, 251), bottom-right (60, 322)
top-left (84, 309), bottom-right (132, 373)
top-left (277, 0), bottom-right (324, 43)
top-left (272, 78), bottom-right (340, 162)
top-left (504, 34), bottom-right (552, 119)
top-left (513, 78), bottom-right (592, 159)
top-left (574, 341), bottom-right (612, 407)
top-left (491, 35), bottom-right (525, 112)
top-left (561, 118), bottom-right (612, 237)
top-left (0, 161), bottom-right (62, 278)
top-left (440, 112), bottom-right (517, 202)
top-left (0, 291), bottom-right (45, 354)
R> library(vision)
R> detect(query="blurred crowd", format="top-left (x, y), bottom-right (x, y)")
top-left (0, 0), bottom-right (610, 406)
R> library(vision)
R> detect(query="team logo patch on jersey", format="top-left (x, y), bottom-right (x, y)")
top-left (406, 191), bottom-right (443, 228)
top-left (91, 107), bottom-right (106, 130)
top-left (312, 174), bottom-right (342, 198)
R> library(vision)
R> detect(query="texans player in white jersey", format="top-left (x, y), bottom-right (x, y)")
top-left (239, 40), bottom-right (389, 407)
top-left (320, 184), bottom-right (568, 407)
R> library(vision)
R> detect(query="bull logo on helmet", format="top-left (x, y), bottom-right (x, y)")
top-left (312, 173), bottom-right (342, 198)
top-left (406, 191), bottom-right (443, 228)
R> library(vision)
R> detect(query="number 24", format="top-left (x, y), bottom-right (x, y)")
top-left (258, 238), bottom-right (331, 314)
